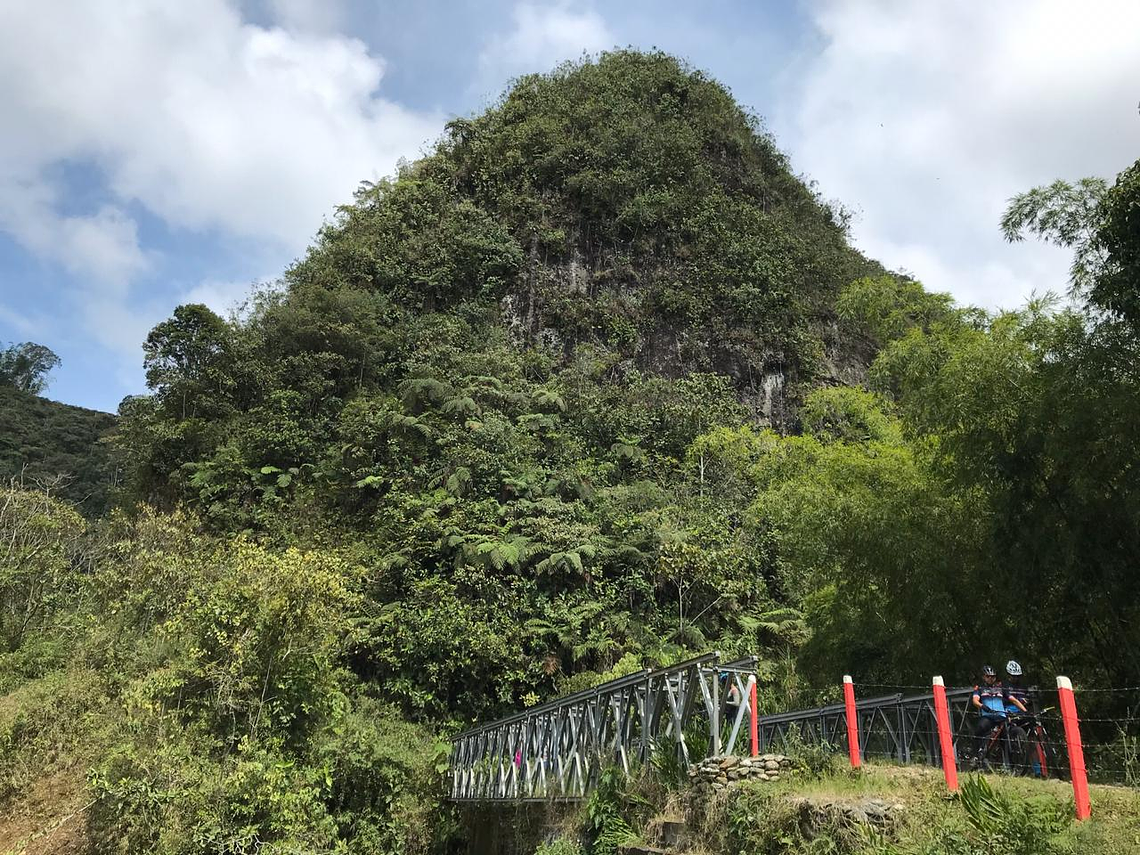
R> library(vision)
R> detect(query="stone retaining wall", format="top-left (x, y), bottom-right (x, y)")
top-left (688, 753), bottom-right (794, 794)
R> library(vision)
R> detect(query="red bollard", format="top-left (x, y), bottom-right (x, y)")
top-left (749, 676), bottom-right (759, 757)
top-left (1058, 676), bottom-right (1091, 820)
top-left (932, 676), bottom-right (959, 792)
top-left (843, 675), bottom-right (862, 769)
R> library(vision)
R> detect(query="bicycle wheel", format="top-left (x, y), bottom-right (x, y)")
top-left (1034, 728), bottom-right (1060, 779)
top-left (1008, 726), bottom-right (1030, 776)
top-left (980, 726), bottom-right (1004, 772)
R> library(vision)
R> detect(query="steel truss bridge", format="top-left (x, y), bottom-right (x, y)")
top-left (449, 659), bottom-right (1003, 802)
top-left (450, 652), bottom-right (759, 802)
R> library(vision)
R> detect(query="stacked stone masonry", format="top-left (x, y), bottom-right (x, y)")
top-left (688, 753), bottom-right (794, 794)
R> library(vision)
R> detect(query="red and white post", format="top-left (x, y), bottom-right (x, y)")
top-left (932, 676), bottom-right (959, 792)
top-left (843, 675), bottom-right (862, 769)
top-left (748, 675), bottom-right (759, 757)
top-left (1057, 676), bottom-right (1091, 820)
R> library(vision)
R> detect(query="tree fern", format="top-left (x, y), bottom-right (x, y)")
top-left (444, 466), bottom-right (472, 496)
top-left (441, 395), bottom-right (480, 419)
top-left (398, 376), bottom-right (453, 410)
top-left (533, 388), bottom-right (567, 412)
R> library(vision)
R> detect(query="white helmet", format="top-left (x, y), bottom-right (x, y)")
top-left (1006, 660), bottom-right (1023, 677)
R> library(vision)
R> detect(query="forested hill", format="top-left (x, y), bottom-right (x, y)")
top-left (0, 386), bottom-right (115, 514)
top-left (359, 49), bottom-right (882, 420)
top-left (120, 50), bottom-right (883, 520)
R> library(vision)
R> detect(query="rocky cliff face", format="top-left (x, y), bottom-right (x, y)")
top-left (499, 250), bottom-right (876, 429)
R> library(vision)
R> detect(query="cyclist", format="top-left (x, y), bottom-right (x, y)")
top-left (1004, 660), bottom-right (1030, 713)
top-left (1005, 659), bottom-right (1043, 775)
top-left (971, 664), bottom-right (1026, 767)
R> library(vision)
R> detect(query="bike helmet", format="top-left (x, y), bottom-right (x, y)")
top-left (981, 664), bottom-right (996, 677)
top-left (1005, 660), bottom-right (1022, 677)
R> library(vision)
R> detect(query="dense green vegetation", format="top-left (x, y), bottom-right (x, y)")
top-left (0, 386), bottom-right (116, 515)
top-left (0, 341), bottom-right (115, 515)
top-left (1, 51), bottom-right (1138, 853)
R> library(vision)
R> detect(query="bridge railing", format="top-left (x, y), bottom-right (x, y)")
top-left (757, 687), bottom-right (979, 766)
top-left (450, 652), bottom-right (759, 801)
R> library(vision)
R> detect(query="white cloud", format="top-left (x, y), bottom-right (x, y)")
top-left (477, 2), bottom-right (614, 93)
top-left (84, 300), bottom-right (158, 368)
top-left (265, 0), bottom-right (346, 35)
top-left (182, 276), bottom-right (280, 319)
top-left (0, 0), bottom-right (442, 373)
top-left (781, 0), bottom-right (1140, 309)
top-left (57, 207), bottom-right (149, 286)
top-left (0, 303), bottom-right (41, 339)
top-left (0, 1), bottom-right (442, 248)
top-left (0, 177), bottom-right (147, 290)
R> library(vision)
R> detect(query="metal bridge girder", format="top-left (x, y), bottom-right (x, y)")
top-left (449, 652), bottom-right (756, 802)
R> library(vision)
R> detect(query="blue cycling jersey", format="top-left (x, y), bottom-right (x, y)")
top-left (983, 697), bottom-right (1006, 715)
top-left (973, 683), bottom-right (1010, 718)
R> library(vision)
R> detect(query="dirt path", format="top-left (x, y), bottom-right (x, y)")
top-left (0, 773), bottom-right (91, 855)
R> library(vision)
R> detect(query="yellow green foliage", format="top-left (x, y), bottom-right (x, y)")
top-left (0, 488), bottom-right (85, 655)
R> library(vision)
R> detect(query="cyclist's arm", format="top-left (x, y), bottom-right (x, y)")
top-left (1000, 686), bottom-right (1025, 713)
top-left (971, 688), bottom-right (982, 709)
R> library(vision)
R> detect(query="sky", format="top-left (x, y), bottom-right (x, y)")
top-left (0, 1), bottom-right (1137, 412)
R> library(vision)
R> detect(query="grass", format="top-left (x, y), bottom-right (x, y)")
top-left (601, 761), bottom-right (1140, 855)
top-left (0, 669), bottom-right (119, 855)
top-left (742, 764), bottom-right (1140, 854)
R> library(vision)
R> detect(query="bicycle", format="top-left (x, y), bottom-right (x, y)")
top-left (1009, 707), bottom-right (1060, 779)
top-left (972, 708), bottom-right (1028, 774)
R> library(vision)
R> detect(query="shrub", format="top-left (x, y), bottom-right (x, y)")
top-left (137, 542), bottom-right (361, 747)
top-left (535, 839), bottom-right (584, 855)
top-left (779, 726), bottom-right (841, 777)
top-left (0, 487), bottom-right (85, 653)
top-left (958, 775), bottom-right (1068, 855)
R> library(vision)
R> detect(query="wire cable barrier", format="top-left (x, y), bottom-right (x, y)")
top-left (766, 682), bottom-right (1140, 789)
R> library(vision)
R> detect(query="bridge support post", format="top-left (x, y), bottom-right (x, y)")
top-left (932, 676), bottom-right (958, 792)
top-left (843, 675), bottom-right (861, 769)
top-left (1058, 676), bottom-right (1091, 820)
top-left (749, 676), bottom-right (759, 757)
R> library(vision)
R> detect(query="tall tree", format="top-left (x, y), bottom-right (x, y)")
top-left (1000, 177), bottom-right (1109, 297)
top-left (1091, 160), bottom-right (1140, 326)
top-left (1002, 158), bottom-right (1140, 326)
top-left (0, 341), bottom-right (60, 394)
top-left (143, 303), bottom-right (232, 420)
